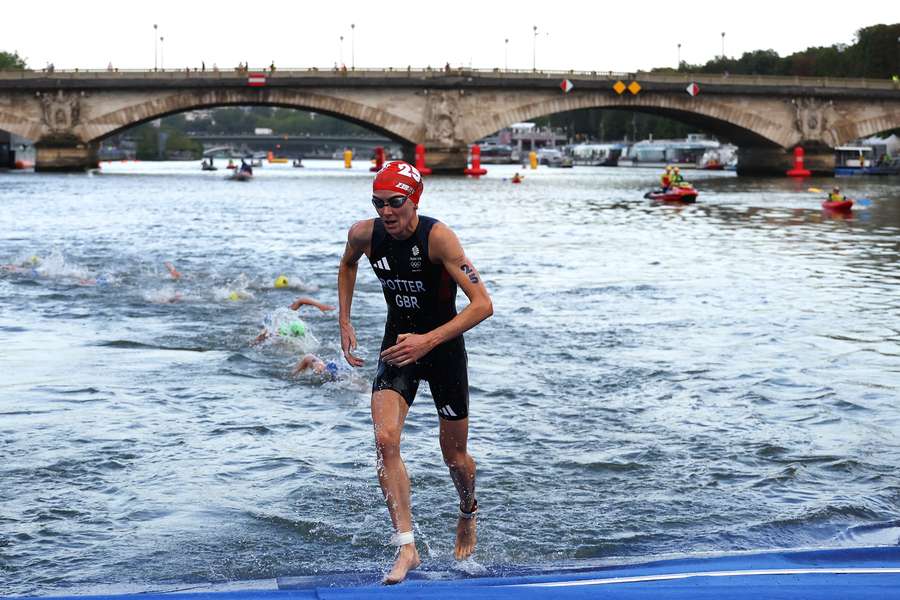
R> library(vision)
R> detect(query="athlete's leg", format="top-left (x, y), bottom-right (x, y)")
top-left (439, 417), bottom-right (477, 560)
top-left (372, 389), bottom-right (420, 583)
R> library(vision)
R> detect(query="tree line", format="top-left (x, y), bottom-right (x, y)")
top-left (537, 23), bottom-right (899, 141)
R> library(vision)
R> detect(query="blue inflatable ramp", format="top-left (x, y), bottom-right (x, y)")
top-left (8, 546), bottom-right (900, 599)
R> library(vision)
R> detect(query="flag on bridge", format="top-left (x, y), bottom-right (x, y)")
top-left (686, 82), bottom-right (700, 97)
top-left (248, 73), bottom-right (267, 87)
top-left (560, 79), bottom-right (574, 93)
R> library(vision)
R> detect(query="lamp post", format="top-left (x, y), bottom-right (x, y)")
top-left (350, 23), bottom-right (355, 70)
top-left (339, 35), bottom-right (344, 67)
top-left (153, 24), bottom-right (158, 70)
top-left (532, 25), bottom-right (537, 71)
top-left (160, 36), bottom-right (164, 70)
top-left (721, 32), bottom-right (725, 59)
top-left (677, 43), bottom-right (681, 69)
top-left (505, 38), bottom-right (509, 71)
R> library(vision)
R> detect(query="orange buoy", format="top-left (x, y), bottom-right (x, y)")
top-left (415, 144), bottom-right (432, 175)
top-left (370, 146), bottom-right (385, 172)
top-left (463, 144), bottom-right (488, 177)
top-left (786, 146), bottom-right (811, 177)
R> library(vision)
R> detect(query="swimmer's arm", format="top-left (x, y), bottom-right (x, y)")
top-left (164, 262), bottom-right (181, 280)
top-left (338, 220), bottom-right (372, 366)
top-left (290, 297), bottom-right (335, 312)
top-left (250, 329), bottom-right (270, 346)
top-left (291, 353), bottom-right (319, 376)
top-left (381, 225), bottom-right (492, 366)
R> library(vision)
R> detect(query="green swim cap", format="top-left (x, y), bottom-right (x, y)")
top-left (279, 321), bottom-right (306, 337)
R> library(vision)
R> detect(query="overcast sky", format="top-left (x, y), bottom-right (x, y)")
top-left (4, 1), bottom-right (899, 73)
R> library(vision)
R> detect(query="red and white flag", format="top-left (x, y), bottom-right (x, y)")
top-left (560, 79), bottom-right (574, 93)
top-left (686, 82), bottom-right (700, 97)
top-left (248, 73), bottom-right (267, 87)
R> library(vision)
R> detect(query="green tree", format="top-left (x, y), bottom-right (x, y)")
top-left (0, 51), bottom-right (27, 70)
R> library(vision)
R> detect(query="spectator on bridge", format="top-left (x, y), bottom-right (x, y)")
top-left (270, 61), bottom-right (276, 74)
top-left (202, 61), bottom-right (206, 72)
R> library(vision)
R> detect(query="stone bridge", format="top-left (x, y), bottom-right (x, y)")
top-left (1, 68), bottom-right (899, 173)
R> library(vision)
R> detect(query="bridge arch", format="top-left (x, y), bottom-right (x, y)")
top-left (82, 88), bottom-right (421, 145)
top-left (463, 92), bottom-right (791, 148)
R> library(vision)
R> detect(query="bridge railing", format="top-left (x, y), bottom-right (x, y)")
top-left (1, 67), bottom-right (897, 90)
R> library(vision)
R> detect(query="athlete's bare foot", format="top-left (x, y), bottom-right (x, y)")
top-left (383, 543), bottom-right (421, 585)
top-left (454, 512), bottom-right (477, 560)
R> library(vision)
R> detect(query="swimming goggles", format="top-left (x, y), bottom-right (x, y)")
top-left (371, 194), bottom-right (409, 209)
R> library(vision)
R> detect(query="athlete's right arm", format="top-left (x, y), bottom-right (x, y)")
top-left (338, 220), bottom-right (373, 367)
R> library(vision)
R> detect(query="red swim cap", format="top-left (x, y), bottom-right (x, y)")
top-left (373, 161), bottom-right (424, 205)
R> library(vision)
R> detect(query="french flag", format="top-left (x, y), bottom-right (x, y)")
top-left (248, 73), bottom-right (267, 87)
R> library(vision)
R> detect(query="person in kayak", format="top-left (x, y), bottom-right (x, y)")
top-left (671, 166), bottom-right (684, 185)
top-left (338, 160), bottom-right (493, 584)
top-left (828, 186), bottom-right (846, 202)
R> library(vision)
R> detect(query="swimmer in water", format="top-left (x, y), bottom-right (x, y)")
top-left (164, 262), bottom-right (181, 280)
top-left (251, 297), bottom-right (334, 346)
top-left (291, 353), bottom-right (347, 381)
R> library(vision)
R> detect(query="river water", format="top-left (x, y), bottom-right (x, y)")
top-left (1, 161), bottom-right (899, 596)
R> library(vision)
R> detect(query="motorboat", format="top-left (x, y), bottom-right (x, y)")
top-left (570, 143), bottom-right (621, 166)
top-left (645, 185), bottom-right (698, 203)
top-left (228, 167), bottom-right (253, 181)
top-left (537, 147), bottom-right (573, 168)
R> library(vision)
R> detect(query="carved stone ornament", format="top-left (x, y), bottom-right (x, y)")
top-left (424, 90), bottom-right (462, 147)
top-left (792, 97), bottom-right (834, 140)
top-left (39, 90), bottom-right (83, 134)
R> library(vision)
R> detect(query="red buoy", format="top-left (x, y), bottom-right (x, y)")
top-left (370, 146), bottom-right (385, 172)
top-left (463, 144), bottom-right (488, 177)
top-left (414, 144), bottom-right (432, 175)
top-left (786, 146), bottom-right (812, 177)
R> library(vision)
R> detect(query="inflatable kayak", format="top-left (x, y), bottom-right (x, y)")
top-left (14, 546), bottom-right (900, 600)
top-left (645, 186), bottom-right (698, 203)
top-left (822, 199), bottom-right (853, 211)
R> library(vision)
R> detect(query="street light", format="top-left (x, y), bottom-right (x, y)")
top-left (677, 43), bottom-right (681, 69)
top-left (351, 23), bottom-right (355, 70)
top-left (339, 35), bottom-right (344, 67)
top-left (504, 38), bottom-right (509, 71)
top-left (721, 32), bottom-right (725, 59)
top-left (532, 25), bottom-right (537, 71)
top-left (153, 24), bottom-right (158, 70)
top-left (160, 36), bottom-right (164, 70)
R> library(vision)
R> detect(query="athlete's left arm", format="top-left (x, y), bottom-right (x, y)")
top-left (380, 224), bottom-right (493, 367)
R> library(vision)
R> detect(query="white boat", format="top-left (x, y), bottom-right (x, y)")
top-left (536, 147), bottom-right (573, 168)
top-left (570, 143), bottom-right (622, 166)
